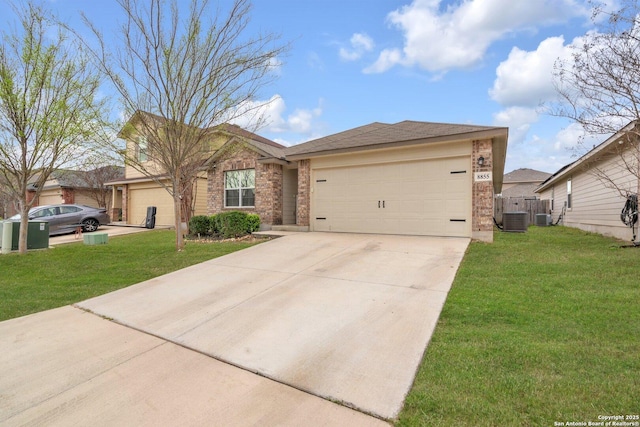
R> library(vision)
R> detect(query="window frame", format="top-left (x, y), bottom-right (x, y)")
top-left (224, 168), bottom-right (255, 208)
top-left (137, 136), bottom-right (148, 162)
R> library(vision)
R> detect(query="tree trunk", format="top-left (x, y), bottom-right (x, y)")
top-left (173, 184), bottom-right (185, 252)
top-left (18, 206), bottom-right (29, 254)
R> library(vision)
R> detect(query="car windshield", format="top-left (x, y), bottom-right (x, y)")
top-left (8, 208), bottom-right (39, 220)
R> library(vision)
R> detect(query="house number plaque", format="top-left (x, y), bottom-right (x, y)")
top-left (474, 171), bottom-right (492, 182)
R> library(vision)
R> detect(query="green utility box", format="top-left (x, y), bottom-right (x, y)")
top-left (84, 233), bottom-right (108, 245)
top-left (10, 221), bottom-right (50, 250)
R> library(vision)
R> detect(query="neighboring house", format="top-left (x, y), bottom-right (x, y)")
top-left (207, 120), bottom-right (508, 242)
top-left (27, 168), bottom-right (124, 211)
top-left (536, 122), bottom-right (640, 242)
top-left (501, 168), bottom-right (551, 199)
top-left (110, 112), bottom-right (284, 227)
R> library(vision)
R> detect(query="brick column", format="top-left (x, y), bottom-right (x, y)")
top-left (61, 188), bottom-right (74, 204)
top-left (296, 160), bottom-right (310, 226)
top-left (121, 185), bottom-right (128, 223)
top-left (472, 139), bottom-right (494, 242)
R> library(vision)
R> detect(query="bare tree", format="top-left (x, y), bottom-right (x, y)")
top-left (551, 0), bottom-right (640, 197)
top-left (78, 166), bottom-right (125, 211)
top-left (83, 0), bottom-right (287, 251)
top-left (0, 3), bottom-right (106, 254)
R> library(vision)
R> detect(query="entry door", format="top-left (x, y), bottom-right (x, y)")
top-left (312, 156), bottom-right (471, 237)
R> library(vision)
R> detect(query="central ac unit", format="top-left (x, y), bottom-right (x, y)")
top-left (503, 212), bottom-right (528, 232)
top-left (535, 213), bottom-right (552, 227)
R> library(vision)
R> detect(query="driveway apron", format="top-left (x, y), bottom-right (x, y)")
top-left (78, 232), bottom-right (469, 420)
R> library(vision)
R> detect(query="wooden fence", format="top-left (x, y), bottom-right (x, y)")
top-left (494, 197), bottom-right (550, 225)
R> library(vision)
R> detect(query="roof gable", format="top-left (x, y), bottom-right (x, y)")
top-left (536, 120), bottom-right (638, 192)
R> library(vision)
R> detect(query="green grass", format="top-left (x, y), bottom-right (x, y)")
top-left (397, 226), bottom-right (640, 426)
top-left (0, 230), bottom-right (261, 322)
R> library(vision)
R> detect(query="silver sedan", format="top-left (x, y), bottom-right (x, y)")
top-left (9, 204), bottom-right (110, 236)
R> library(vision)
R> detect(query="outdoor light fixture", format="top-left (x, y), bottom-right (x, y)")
top-left (477, 156), bottom-right (485, 166)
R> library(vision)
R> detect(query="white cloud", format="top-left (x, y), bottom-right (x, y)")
top-left (364, 48), bottom-right (403, 73)
top-left (490, 36), bottom-right (572, 107)
top-left (553, 122), bottom-right (603, 153)
top-left (230, 95), bottom-right (324, 138)
top-left (366, 0), bottom-right (586, 74)
top-left (339, 33), bottom-right (375, 61)
top-left (493, 106), bottom-right (539, 145)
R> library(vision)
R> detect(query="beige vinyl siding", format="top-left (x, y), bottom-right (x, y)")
top-left (124, 139), bottom-right (165, 179)
top-left (310, 140), bottom-right (472, 169)
top-left (282, 168), bottom-right (297, 225)
top-left (539, 151), bottom-right (638, 240)
top-left (192, 177), bottom-right (209, 217)
top-left (541, 182), bottom-right (567, 223)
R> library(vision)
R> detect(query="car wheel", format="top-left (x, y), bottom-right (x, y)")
top-left (82, 218), bottom-right (100, 232)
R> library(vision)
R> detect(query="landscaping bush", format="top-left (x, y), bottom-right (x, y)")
top-left (246, 214), bottom-right (261, 233)
top-left (189, 215), bottom-right (212, 236)
top-left (210, 214), bottom-right (220, 235)
top-left (215, 211), bottom-right (261, 238)
top-left (190, 212), bottom-right (261, 238)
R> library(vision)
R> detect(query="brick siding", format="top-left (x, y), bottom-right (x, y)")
top-left (296, 159), bottom-right (310, 226)
top-left (207, 146), bottom-right (283, 226)
top-left (472, 138), bottom-right (494, 242)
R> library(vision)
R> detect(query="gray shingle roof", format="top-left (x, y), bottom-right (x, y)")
top-left (503, 168), bottom-right (551, 183)
top-left (501, 183), bottom-right (543, 198)
top-left (285, 120), bottom-right (504, 157)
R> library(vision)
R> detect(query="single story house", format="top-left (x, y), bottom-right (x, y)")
top-left (208, 120), bottom-right (508, 242)
top-left (27, 168), bottom-right (124, 211)
top-left (536, 121), bottom-right (640, 242)
top-left (500, 168), bottom-right (551, 199)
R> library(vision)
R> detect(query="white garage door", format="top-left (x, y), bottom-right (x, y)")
top-left (312, 156), bottom-right (471, 237)
top-left (38, 192), bottom-right (63, 206)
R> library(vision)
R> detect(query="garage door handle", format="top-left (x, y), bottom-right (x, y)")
top-left (383, 200), bottom-right (385, 208)
top-left (378, 201), bottom-right (380, 208)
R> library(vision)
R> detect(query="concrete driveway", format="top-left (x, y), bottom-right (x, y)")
top-left (0, 232), bottom-right (469, 424)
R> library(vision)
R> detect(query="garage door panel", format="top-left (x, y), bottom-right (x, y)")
top-left (312, 156), bottom-right (471, 237)
top-left (129, 186), bottom-right (174, 227)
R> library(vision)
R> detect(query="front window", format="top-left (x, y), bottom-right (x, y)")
top-left (137, 136), bottom-right (148, 162)
top-left (225, 169), bottom-right (255, 208)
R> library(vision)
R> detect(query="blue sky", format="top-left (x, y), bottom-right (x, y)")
top-left (0, 0), bottom-right (620, 173)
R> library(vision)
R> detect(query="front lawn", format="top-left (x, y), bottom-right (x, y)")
top-left (0, 230), bottom-right (262, 322)
top-left (397, 226), bottom-right (640, 426)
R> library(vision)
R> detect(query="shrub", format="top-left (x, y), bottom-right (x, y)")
top-left (246, 214), bottom-right (261, 233)
top-left (210, 214), bottom-right (220, 235)
top-left (189, 215), bottom-right (212, 236)
top-left (216, 211), bottom-right (247, 238)
top-left (213, 211), bottom-right (261, 238)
